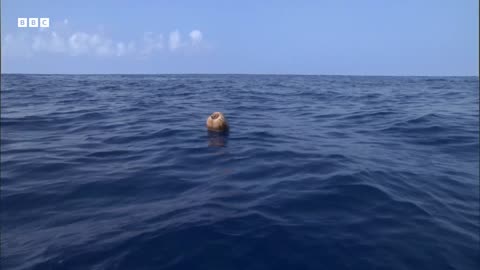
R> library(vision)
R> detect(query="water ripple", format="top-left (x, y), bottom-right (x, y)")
top-left (1, 74), bottom-right (478, 270)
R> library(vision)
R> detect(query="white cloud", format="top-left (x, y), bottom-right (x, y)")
top-left (2, 21), bottom-right (207, 58)
top-left (32, 31), bottom-right (66, 53)
top-left (51, 32), bottom-right (66, 53)
top-left (127, 41), bottom-right (136, 52)
top-left (189, 30), bottom-right (203, 45)
top-left (3, 33), bottom-right (34, 57)
top-left (169, 30), bottom-right (181, 51)
top-left (141, 32), bottom-right (163, 56)
top-left (95, 40), bottom-right (114, 56)
top-left (116, 42), bottom-right (126, 56)
top-left (64, 32), bottom-right (118, 56)
top-left (32, 35), bottom-right (48, 51)
top-left (68, 32), bottom-right (90, 54)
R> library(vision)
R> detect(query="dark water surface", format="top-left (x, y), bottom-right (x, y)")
top-left (1, 74), bottom-right (479, 270)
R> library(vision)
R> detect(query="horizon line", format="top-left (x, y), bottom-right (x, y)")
top-left (1, 72), bottom-right (478, 77)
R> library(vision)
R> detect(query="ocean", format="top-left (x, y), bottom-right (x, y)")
top-left (1, 74), bottom-right (479, 270)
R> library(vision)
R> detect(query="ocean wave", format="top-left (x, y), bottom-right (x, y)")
top-left (1, 74), bottom-right (478, 270)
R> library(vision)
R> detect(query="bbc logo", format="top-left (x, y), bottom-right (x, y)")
top-left (18, 18), bottom-right (49, 28)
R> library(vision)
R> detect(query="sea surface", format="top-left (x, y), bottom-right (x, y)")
top-left (1, 74), bottom-right (479, 270)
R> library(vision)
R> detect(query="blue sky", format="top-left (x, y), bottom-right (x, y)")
top-left (2, 0), bottom-right (478, 75)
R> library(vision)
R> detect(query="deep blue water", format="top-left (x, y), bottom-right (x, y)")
top-left (1, 74), bottom-right (479, 270)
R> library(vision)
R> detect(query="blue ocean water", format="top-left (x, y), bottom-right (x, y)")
top-left (1, 74), bottom-right (479, 270)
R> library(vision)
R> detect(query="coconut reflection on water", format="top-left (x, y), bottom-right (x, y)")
top-left (207, 130), bottom-right (229, 147)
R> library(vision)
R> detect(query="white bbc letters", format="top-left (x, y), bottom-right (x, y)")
top-left (40, 18), bottom-right (49, 28)
top-left (18, 17), bottom-right (50, 28)
top-left (18, 18), bottom-right (27, 27)
top-left (29, 18), bottom-right (38, 27)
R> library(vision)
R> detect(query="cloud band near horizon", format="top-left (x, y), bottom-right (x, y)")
top-left (2, 20), bottom-right (206, 58)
